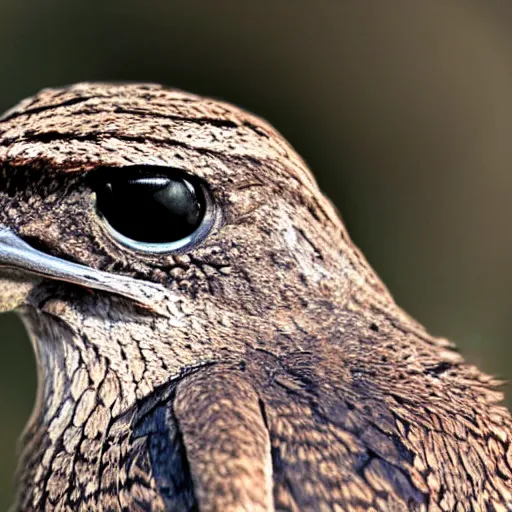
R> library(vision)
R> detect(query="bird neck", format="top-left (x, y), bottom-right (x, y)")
top-left (12, 307), bottom-right (110, 509)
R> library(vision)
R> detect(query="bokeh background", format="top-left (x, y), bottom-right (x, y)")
top-left (1, 0), bottom-right (512, 508)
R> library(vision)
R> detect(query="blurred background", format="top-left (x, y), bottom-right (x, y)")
top-left (1, 0), bottom-right (512, 507)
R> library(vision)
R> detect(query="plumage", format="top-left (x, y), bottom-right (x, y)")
top-left (0, 83), bottom-right (511, 511)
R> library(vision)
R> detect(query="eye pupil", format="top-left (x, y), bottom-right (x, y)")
top-left (93, 170), bottom-right (207, 247)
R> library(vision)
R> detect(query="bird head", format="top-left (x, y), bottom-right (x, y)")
top-left (0, 83), bottom-right (390, 408)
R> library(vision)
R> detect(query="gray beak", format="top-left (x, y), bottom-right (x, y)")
top-left (0, 228), bottom-right (169, 312)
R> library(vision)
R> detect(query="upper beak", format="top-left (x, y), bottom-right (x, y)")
top-left (0, 228), bottom-right (169, 313)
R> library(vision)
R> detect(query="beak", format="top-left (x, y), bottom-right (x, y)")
top-left (0, 228), bottom-right (170, 314)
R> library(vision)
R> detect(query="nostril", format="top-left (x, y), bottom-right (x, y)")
top-left (19, 235), bottom-right (81, 265)
top-left (18, 235), bottom-right (51, 254)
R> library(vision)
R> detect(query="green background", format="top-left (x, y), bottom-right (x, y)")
top-left (1, 1), bottom-right (512, 508)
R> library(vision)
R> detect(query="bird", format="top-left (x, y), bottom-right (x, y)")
top-left (0, 83), bottom-right (511, 512)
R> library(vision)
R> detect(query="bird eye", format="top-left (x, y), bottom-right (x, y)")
top-left (90, 167), bottom-right (214, 253)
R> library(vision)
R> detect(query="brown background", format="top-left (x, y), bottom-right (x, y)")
top-left (1, 1), bottom-right (511, 508)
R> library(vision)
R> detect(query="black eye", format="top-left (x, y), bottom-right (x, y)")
top-left (90, 167), bottom-right (214, 252)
